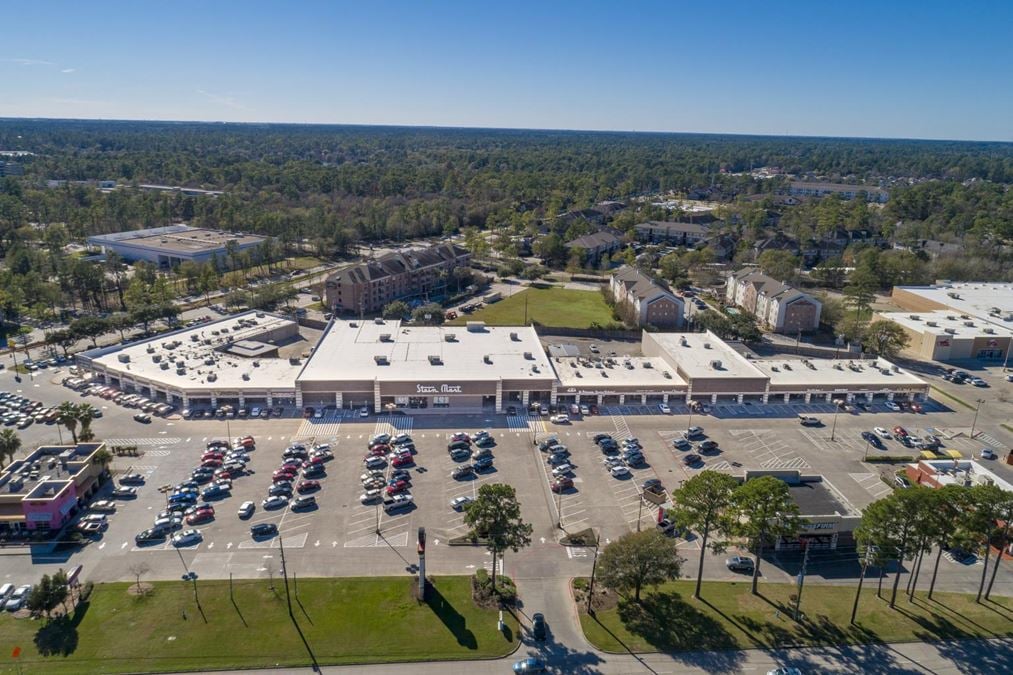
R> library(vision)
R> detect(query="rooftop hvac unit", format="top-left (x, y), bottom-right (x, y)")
top-left (483, 355), bottom-right (492, 364)
top-left (982, 327), bottom-right (994, 334)
top-left (117, 354), bottom-right (130, 363)
top-left (349, 322), bottom-right (358, 327)
top-left (444, 333), bottom-right (457, 342)
top-left (176, 368), bottom-right (186, 375)
top-left (509, 332), bottom-right (519, 341)
top-left (241, 373), bottom-right (250, 381)
top-left (679, 336), bottom-right (688, 346)
top-left (159, 362), bottom-right (169, 370)
top-left (946, 315), bottom-right (957, 321)
top-left (908, 314), bottom-right (920, 320)
top-left (379, 334), bottom-right (392, 342)
top-left (207, 373), bottom-right (217, 382)
top-left (428, 355), bottom-right (442, 365)
top-left (710, 360), bottom-right (723, 370)
top-left (947, 292), bottom-right (960, 299)
top-left (523, 352), bottom-right (533, 360)
top-left (374, 318), bottom-right (384, 324)
top-left (944, 328), bottom-right (957, 334)
top-left (703, 342), bottom-right (711, 349)
top-left (256, 312), bottom-right (266, 318)
top-left (960, 314), bottom-right (970, 320)
top-left (926, 321), bottom-right (937, 327)
top-left (146, 346), bottom-right (156, 354)
top-left (892, 364), bottom-right (900, 372)
top-left (373, 355), bottom-right (389, 365)
top-left (152, 354), bottom-right (162, 363)
top-left (964, 321), bottom-right (975, 327)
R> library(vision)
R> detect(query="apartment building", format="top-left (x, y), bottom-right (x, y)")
top-left (789, 181), bottom-right (889, 203)
top-left (609, 265), bottom-right (685, 329)
top-left (726, 269), bottom-right (822, 333)
top-left (324, 243), bottom-right (470, 315)
top-left (564, 231), bottom-right (623, 265)
top-left (634, 221), bottom-right (711, 246)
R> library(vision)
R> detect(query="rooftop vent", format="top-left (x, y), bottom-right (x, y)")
top-left (679, 336), bottom-right (688, 347)
top-left (379, 333), bottom-right (392, 342)
top-left (947, 292), bottom-right (960, 299)
top-left (523, 351), bottom-right (533, 360)
top-left (982, 327), bottom-right (995, 334)
top-left (509, 332), bottom-right (519, 341)
top-left (908, 314), bottom-right (920, 320)
top-left (963, 321), bottom-right (975, 327)
top-left (241, 373), bottom-right (250, 381)
top-left (926, 321), bottom-right (937, 327)
top-left (373, 355), bottom-right (389, 365)
top-left (117, 354), bottom-right (130, 363)
top-left (349, 322), bottom-right (358, 328)
top-left (946, 315), bottom-right (957, 321)
top-left (483, 355), bottom-right (492, 364)
top-left (428, 355), bottom-right (443, 365)
top-left (444, 333), bottom-right (457, 342)
top-left (710, 360), bottom-right (723, 370)
top-left (703, 342), bottom-right (712, 349)
top-left (206, 373), bottom-right (217, 382)
top-left (944, 328), bottom-right (957, 334)
top-left (374, 318), bottom-right (384, 324)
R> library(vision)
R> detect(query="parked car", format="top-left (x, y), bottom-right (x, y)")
top-left (512, 657), bottom-right (546, 674)
top-left (112, 486), bottom-right (137, 498)
top-left (726, 555), bottom-right (754, 572)
top-left (134, 528), bottom-right (164, 545)
top-left (551, 476), bottom-right (574, 492)
top-left (874, 427), bottom-right (891, 439)
top-left (609, 465), bottom-right (630, 478)
top-left (251, 522), bottom-right (278, 537)
top-left (262, 495), bottom-right (289, 510)
top-left (292, 495), bottom-right (317, 510)
top-left (980, 448), bottom-right (998, 460)
top-left (658, 403), bottom-right (671, 414)
top-left (452, 465), bottom-right (475, 480)
top-left (237, 501), bottom-right (255, 518)
top-left (171, 529), bottom-right (203, 547)
top-left (682, 453), bottom-right (702, 466)
top-left (450, 495), bottom-right (473, 511)
top-left (474, 456), bottom-right (494, 472)
top-left (684, 426), bottom-right (704, 438)
top-left (885, 401), bottom-right (901, 411)
top-left (698, 440), bottom-right (719, 452)
top-left (360, 489), bottom-right (383, 504)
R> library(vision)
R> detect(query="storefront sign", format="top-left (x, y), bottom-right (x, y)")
top-left (416, 384), bottom-right (462, 394)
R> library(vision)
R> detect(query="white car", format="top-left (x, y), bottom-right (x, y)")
top-left (360, 489), bottom-right (383, 504)
top-left (671, 438), bottom-right (691, 450)
top-left (659, 403), bottom-right (671, 414)
top-left (250, 406), bottom-right (262, 417)
top-left (238, 501), bottom-right (255, 518)
top-left (5, 585), bottom-right (32, 612)
top-left (980, 448), bottom-right (997, 460)
top-left (580, 404), bottom-right (590, 416)
top-left (359, 407), bottom-right (369, 418)
top-left (610, 465), bottom-right (631, 478)
top-left (262, 495), bottom-right (289, 510)
top-left (90, 500), bottom-right (117, 513)
top-left (885, 401), bottom-right (901, 411)
top-left (551, 464), bottom-right (573, 477)
top-left (171, 528), bottom-right (203, 547)
top-left (550, 414), bottom-right (569, 424)
top-left (874, 427), bottom-right (891, 439)
top-left (450, 495), bottom-right (474, 511)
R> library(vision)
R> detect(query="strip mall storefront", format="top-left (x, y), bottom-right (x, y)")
top-left (297, 377), bottom-right (556, 413)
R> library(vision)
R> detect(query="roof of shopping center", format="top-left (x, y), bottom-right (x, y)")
top-left (85, 312), bottom-right (302, 392)
top-left (878, 310), bottom-right (1013, 340)
top-left (755, 356), bottom-right (928, 390)
top-left (895, 283), bottom-right (1013, 326)
top-left (296, 319), bottom-right (555, 383)
top-left (652, 330), bottom-right (767, 380)
top-left (554, 355), bottom-right (688, 390)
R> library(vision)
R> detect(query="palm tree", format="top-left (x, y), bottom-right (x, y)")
top-left (0, 428), bottom-right (21, 470)
top-left (90, 448), bottom-right (113, 475)
top-left (76, 403), bottom-right (99, 442)
top-left (56, 401), bottom-right (79, 444)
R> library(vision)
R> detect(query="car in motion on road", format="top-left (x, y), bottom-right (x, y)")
top-left (531, 612), bottom-right (547, 640)
top-left (513, 657), bottom-right (546, 674)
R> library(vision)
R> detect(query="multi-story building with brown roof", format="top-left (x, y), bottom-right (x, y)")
top-left (726, 268), bottom-right (822, 333)
top-left (324, 243), bottom-right (470, 315)
top-left (609, 265), bottom-right (685, 329)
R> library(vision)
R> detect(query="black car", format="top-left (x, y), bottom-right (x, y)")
top-left (592, 433), bottom-right (613, 444)
top-left (599, 441), bottom-right (619, 454)
top-left (250, 522), bottom-right (278, 537)
top-left (474, 456), bottom-right (494, 471)
top-left (537, 438), bottom-right (560, 452)
top-left (506, 406), bottom-right (517, 416)
top-left (699, 440), bottom-right (719, 452)
top-left (134, 528), bottom-right (164, 544)
top-left (474, 436), bottom-right (496, 448)
top-left (449, 447), bottom-right (471, 461)
top-left (531, 612), bottom-right (547, 641)
top-left (447, 440), bottom-right (470, 452)
top-left (452, 465), bottom-right (475, 479)
top-left (861, 431), bottom-right (882, 448)
top-left (303, 465), bottom-right (326, 478)
top-left (292, 495), bottom-right (317, 510)
top-left (390, 468), bottom-right (412, 482)
top-left (268, 483), bottom-right (293, 497)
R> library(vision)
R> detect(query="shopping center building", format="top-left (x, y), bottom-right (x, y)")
top-left (77, 314), bottom-right (930, 414)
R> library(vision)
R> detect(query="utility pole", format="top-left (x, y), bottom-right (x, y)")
top-left (851, 546), bottom-right (872, 624)
top-left (279, 536), bottom-right (293, 618)
top-left (636, 495), bottom-right (644, 532)
top-left (794, 540), bottom-right (810, 622)
top-left (586, 531), bottom-right (601, 615)
top-left (830, 399), bottom-right (842, 441)
top-left (970, 399), bottom-right (985, 439)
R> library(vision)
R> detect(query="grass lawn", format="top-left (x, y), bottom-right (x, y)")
top-left (0, 576), bottom-right (517, 674)
top-left (580, 580), bottom-right (1013, 654)
top-left (448, 287), bottom-right (616, 328)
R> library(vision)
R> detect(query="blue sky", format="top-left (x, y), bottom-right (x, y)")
top-left (2, 0), bottom-right (1011, 141)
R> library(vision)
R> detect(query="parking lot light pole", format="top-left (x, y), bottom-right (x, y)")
top-left (586, 531), bottom-right (601, 615)
top-left (556, 489), bottom-right (563, 530)
top-left (374, 501), bottom-right (381, 535)
top-left (636, 495), bottom-right (644, 532)
top-left (830, 400), bottom-right (842, 441)
top-left (970, 399), bottom-right (985, 439)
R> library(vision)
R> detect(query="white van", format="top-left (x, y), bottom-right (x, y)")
top-left (0, 583), bottom-right (13, 604)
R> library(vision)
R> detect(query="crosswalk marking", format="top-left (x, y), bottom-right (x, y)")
top-left (106, 437), bottom-right (183, 446)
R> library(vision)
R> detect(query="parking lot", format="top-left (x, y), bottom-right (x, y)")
top-left (3, 354), bottom-right (1012, 596)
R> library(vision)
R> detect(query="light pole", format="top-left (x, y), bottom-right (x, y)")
top-left (636, 494), bottom-right (645, 532)
top-left (556, 488), bottom-right (563, 530)
top-left (970, 399), bottom-right (985, 439)
top-left (830, 399), bottom-right (843, 441)
top-left (586, 531), bottom-right (601, 615)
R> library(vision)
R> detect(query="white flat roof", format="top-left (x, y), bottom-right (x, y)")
top-left (653, 330), bottom-right (767, 379)
top-left (297, 319), bottom-right (555, 383)
top-left (554, 356), bottom-right (687, 389)
top-left (880, 310), bottom-right (1013, 340)
top-left (915, 460), bottom-right (1013, 492)
top-left (896, 283), bottom-right (1013, 327)
top-left (756, 357), bottom-right (928, 389)
top-left (90, 312), bottom-right (301, 391)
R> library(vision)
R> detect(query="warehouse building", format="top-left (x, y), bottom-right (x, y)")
top-left (86, 224), bottom-right (267, 268)
top-left (873, 310), bottom-right (1012, 362)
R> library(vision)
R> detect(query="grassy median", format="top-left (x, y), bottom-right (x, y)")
top-left (448, 287), bottom-right (615, 328)
top-left (0, 576), bottom-right (517, 674)
top-left (579, 580), bottom-right (1013, 654)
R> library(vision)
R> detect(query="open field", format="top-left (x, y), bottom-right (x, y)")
top-left (0, 576), bottom-right (517, 674)
top-left (579, 580), bottom-right (1013, 654)
top-left (448, 287), bottom-right (616, 328)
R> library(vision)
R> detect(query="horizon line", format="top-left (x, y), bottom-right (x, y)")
top-left (0, 115), bottom-right (1010, 146)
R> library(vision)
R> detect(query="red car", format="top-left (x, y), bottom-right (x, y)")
top-left (235, 436), bottom-right (255, 447)
top-left (385, 480), bottom-right (409, 495)
top-left (201, 458), bottom-right (223, 468)
top-left (391, 454), bottom-right (414, 468)
top-left (450, 432), bottom-right (470, 443)
top-left (273, 469), bottom-right (297, 480)
top-left (296, 480), bottom-right (320, 493)
top-left (551, 476), bottom-right (574, 492)
top-left (911, 402), bottom-right (923, 413)
top-left (589, 404), bottom-right (599, 415)
top-left (272, 474), bottom-right (294, 485)
top-left (305, 455), bottom-right (325, 465)
top-left (186, 510), bottom-right (214, 525)
top-left (893, 426), bottom-right (908, 438)
top-left (201, 452), bottom-right (224, 461)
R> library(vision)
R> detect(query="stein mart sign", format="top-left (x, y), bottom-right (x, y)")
top-left (417, 384), bottom-right (462, 394)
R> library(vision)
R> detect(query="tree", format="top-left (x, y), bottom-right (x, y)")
top-left (129, 562), bottom-right (151, 595)
top-left (843, 266), bottom-right (878, 319)
top-left (757, 250), bottom-right (799, 282)
top-left (57, 401), bottom-right (79, 444)
top-left (985, 490), bottom-right (1013, 600)
top-left (91, 447), bottom-right (113, 473)
top-left (0, 428), bottom-right (21, 469)
top-left (966, 484), bottom-right (1012, 603)
top-left (76, 403), bottom-right (100, 442)
top-left (863, 320), bottom-right (910, 359)
top-left (411, 302), bottom-right (445, 325)
top-left (693, 309), bottom-right (732, 337)
top-left (659, 253), bottom-right (689, 287)
top-left (382, 300), bottom-right (410, 320)
top-left (924, 486), bottom-right (970, 601)
top-left (463, 483), bottom-right (533, 592)
top-left (854, 488), bottom-right (929, 609)
top-left (27, 570), bottom-right (68, 620)
top-left (732, 476), bottom-right (803, 595)
top-left (533, 233), bottom-right (566, 267)
top-left (669, 471), bottom-right (739, 599)
top-left (596, 530), bottom-right (683, 602)
top-left (811, 257), bottom-right (846, 289)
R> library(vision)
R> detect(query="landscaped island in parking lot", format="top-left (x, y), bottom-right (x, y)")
top-left (1, 576), bottom-right (517, 673)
